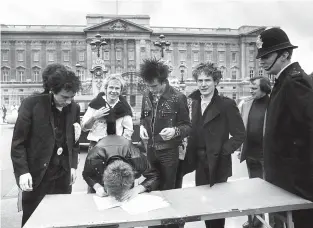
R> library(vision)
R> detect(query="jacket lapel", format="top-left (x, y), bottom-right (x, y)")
top-left (203, 100), bottom-right (220, 125)
top-left (48, 94), bottom-right (56, 139)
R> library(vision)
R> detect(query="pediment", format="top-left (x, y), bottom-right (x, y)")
top-left (245, 27), bottom-right (267, 36)
top-left (84, 18), bottom-right (152, 33)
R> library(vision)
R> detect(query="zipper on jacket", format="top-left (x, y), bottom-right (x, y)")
top-left (151, 96), bottom-right (160, 149)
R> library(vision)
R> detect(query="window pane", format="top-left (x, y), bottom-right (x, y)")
top-left (193, 52), bottom-right (199, 62)
top-left (48, 52), bottom-right (54, 62)
top-left (79, 52), bottom-right (85, 62)
top-left (232, 70), bottom-right (237, 80)
top-left (33, 52), bottom-right (39, 62)
top-left (18, 52), bottom-right (24, 61)
top-left (2, 51), bottom-right (8, 61)
top-left (205, 52), bottom-right (212, 62)
top-left (250, 69), bottom-right (254, 78)
top-left (218, 51), bottom-right (225, 62)
top-left (232, 52), bottom-right (237, 62)
top-left (63, 51), bottom-right (70, 62)
top-left (128, 50), bottom-right (134, 61)
top-left (104, 51), bottom-right (110, 61)
top-left (116, 50), bottom-right (122, 60)
top-left (249, 50), bottom-right (254, 61)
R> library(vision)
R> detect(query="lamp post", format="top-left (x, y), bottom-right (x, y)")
top-left (90, 33), bottom-right (108, 58)
top-left (75, 62), bottom-right (82, 78)
top-left (153, 34), bottom-right (171, 58)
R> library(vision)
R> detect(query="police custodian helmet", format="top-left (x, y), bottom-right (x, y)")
top-left (256, 27), bottom-right (298, 59)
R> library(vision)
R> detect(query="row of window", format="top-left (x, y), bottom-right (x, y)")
top-left (1, 50), bottom-right (86, 63)
top-left (249, 68), bottom-right (264, 78)
top-left (2, 49), bottom-right (252, 64)
top-left (160, 51), bottom-right (239, 63)
top-left (1, 69), bottom-right (86, 82)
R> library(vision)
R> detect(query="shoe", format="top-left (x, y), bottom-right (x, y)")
top-left (242, 221), bottom-right (250, 228)
top-left (252, 217), bottom-right (263, 227)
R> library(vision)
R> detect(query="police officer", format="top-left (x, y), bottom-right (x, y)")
top-left (257, 27), bottom-right (313, 228)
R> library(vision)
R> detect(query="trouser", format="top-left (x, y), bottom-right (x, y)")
top-left (175, 160), bottom-right (184, 189)
top-left (147, 147), bottom-right (180, 228)
top-left (196, 149), bottom-right (227, 228)
top-left (87, 140), bottom-right (97, 193)
top-left (21, 166), bottom-right (71, 227)
top-left (246, 157), bottom-right (264, 179)
top-left (246, 157), bottom-right (264, 226)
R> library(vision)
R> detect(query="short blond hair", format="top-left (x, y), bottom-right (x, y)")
top-left (103, 74), bottom-right (126, 91)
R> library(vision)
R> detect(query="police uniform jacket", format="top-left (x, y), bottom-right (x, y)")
top-left (264, 62), bottom-right (313, 201)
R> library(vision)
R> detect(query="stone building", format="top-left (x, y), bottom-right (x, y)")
top-left (1, 14), bottom-right (271, 115)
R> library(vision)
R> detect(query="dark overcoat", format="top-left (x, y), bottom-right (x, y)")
top-left (264, 62), bottom-right (313, 201)
top-left (11, 93), bottom-right (80, 189)
top-left (183, 89), bottom-right (245, 186)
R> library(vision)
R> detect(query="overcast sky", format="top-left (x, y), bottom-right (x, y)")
top-left (1, 0), bottom-right (313, 73)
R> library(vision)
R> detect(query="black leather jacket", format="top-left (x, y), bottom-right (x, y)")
top-left (82, 135), bottom-right (159, 192)
top-left (140, 80), bottom-right (191, 151)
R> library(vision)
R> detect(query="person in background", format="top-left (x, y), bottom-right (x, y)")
top-left (11, 67), bottom-right (81, 227)
top-left (2, 104), bottom-right (7, 123)
top-left (257, 27), bottom-right (313, 228)
top-left (182, 62), bottom-right (245, 228)
top-left (82, 115), bottom-right (159, 201)
top-left (237, 76), bottom-right (271, 228)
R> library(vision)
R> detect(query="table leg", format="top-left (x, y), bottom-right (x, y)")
top-left (286, 211), bottom-right (294, 228)
top-left (248, 215), bottom-right (253, 228)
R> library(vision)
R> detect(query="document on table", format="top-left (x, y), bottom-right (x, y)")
top-left (93, 193), bottom-right (170, 214)
top-left (121, 193), bottom-right (170, 215)
top-left (93, 195), bottom-right (121, 210)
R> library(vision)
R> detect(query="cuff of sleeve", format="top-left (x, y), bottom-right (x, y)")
top-left (174, 127), bottom-right (181, 138)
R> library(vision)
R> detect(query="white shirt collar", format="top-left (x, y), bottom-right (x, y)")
top-left (102, 95), bottom-right (120, 108)
top-left (275, 61), bottom-right (294, 79)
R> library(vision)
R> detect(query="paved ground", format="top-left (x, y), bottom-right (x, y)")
top-left (1, 124), bottom-right (252, 228)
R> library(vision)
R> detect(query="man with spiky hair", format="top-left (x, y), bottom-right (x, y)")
top-left (139, 58), bottom-right (190, 219)
top-left (11, 67), bottom-right (81, 227)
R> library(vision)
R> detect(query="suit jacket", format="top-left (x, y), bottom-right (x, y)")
top-left (264, 62), bottom-right (313, 201)
top-left (11, 93), bottom-right (80, 189)
top-left (183, 89), bottom-right (245, 186)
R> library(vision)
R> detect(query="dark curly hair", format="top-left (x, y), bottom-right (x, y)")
top-left (42, 63), bottom-right (68, 93)
top-left (192, 62), bottom-right (223, 83)
top-left (140, 57), bottom-right (169, 83)
top-left (103, 160), bottom-right (135, 201)
top-left (47, 70), bottom-right (81, 94)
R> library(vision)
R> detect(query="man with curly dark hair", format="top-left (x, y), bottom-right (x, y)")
top-left (139, 58), bottom-right (190, 228)
top-left (41, 63), bottom-right (68, 94)
top-left (182, 62), bottom-right (245, 228)
top-left (11, 65), bottom-right (81, 227)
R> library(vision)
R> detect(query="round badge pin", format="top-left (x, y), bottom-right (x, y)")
top-left (57, 147), bottom-right (63, 155)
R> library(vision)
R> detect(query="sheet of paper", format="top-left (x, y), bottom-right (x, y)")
top-left (121, 193), bottom-right (170, 215)
top-left (93, 195), bottom-right (121, 210)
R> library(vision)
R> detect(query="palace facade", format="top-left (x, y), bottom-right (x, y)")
top-left (1, 14), bottom-right (271, 114)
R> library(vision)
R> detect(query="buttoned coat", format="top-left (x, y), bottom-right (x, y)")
top-left (11, 93), bottom-right (80, 189)
top-left (183, 89), bottom-right (245, 186)
top-left (264, 62), bottom-right (313, 201)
